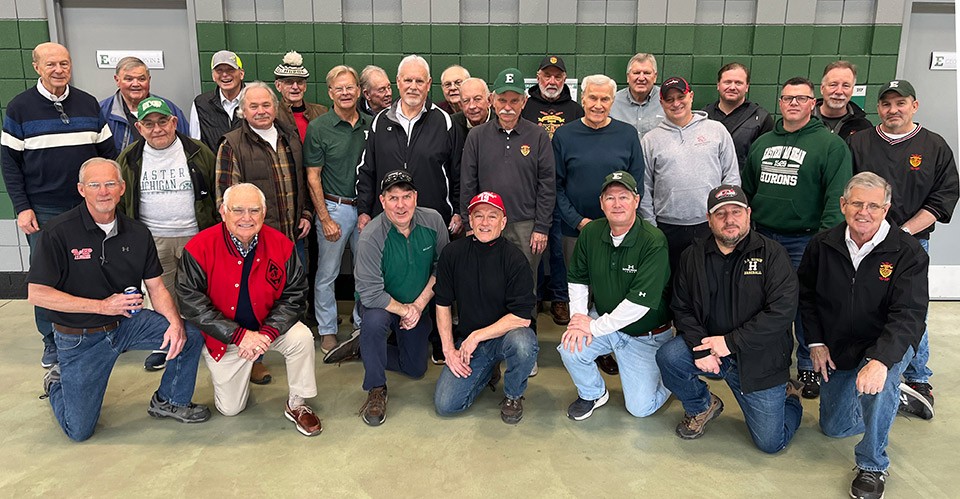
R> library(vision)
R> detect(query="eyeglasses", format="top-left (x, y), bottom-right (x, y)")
top-left (228, 206), bottom-right (263, 216)
top-left (139, 117), bottom-right (172, 129)
top-left (332, 85), bottom-right (358, 94)
top-left (82, 181), bottom-right (121, 190)
top-left (779, 95), bottom-right (814, 104)
top-left (845, 201), bottom-right (887, 213)
top-left (53, 101), bottom-right (69, 124)
top-left (442, 79), bottom-right (464, 89)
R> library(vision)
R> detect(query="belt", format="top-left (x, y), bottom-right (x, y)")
top-left (324, 193), bottom-right (356, 206)
top-left (638, 322), bottom-right (672, 337)
top-left (53, 321), bottom-right (121, 335)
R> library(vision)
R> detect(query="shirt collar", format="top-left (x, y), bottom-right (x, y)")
top-left (844, 220), bottom-right (891, 254)
top-left (36, 79), bottom-right (70, 102)
top-left (230, 233), bottom-right (259, 257)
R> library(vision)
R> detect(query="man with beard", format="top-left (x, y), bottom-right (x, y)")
top-left (812, 61), bottom-right (872, 140)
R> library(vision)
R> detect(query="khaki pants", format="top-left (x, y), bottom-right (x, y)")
top-left (501, 220), bottom-right (541, 291)
top-left (153, 235), bottom-right (195, 303)
top-left (201, 321), bottom-right (317, 416)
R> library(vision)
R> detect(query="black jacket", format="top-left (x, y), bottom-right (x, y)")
top-left (193, 87), bottom-right (244, 152)
top-left (812, 99), bottom-right (872, 140)
top-left (356, 103), bottom-right (463, 223)
top-left (798, 222), bottom-right (928, 371)
top-left (672, 231), bottom-right (798, 393)
top-left (702, 100), bottom-right (774, 172)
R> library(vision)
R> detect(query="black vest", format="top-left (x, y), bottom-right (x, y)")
top-left (193, 87), bottom-right (244, 152)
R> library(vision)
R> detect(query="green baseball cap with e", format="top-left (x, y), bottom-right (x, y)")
top-left (136, 97), bottom-right (173, 121)
top-left (601, 171), bottom-right (638, 194)
top-left (492, 67), bottom-right (525, 95)
top-left (878, 79), bottom-right (916, 99)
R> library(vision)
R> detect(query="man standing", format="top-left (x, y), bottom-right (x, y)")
top-left (304, 65), bottom-right (370, 354)
top-left (178, 183), bottom-right (322, 437)
top-left (433, 192), bottom-right (539, 424)
top-left (702, 62), bottom-right (774, 172)
top-left (849, 80), bottom-right (959, 420)
top-left (436, 65), bottom-right (470, 114)
top-left (190, 50), bottom-right (245, 152)
top-left (558, 171), bottom-right (672, 420)
top-left (450, 78), bottom-right (493, 135)
top-left (117, 97), bottom-right (218, 371)
top-left (30, 158), bottom-right (209, 442)
top-left (812, 61), bottom-right (872, 139)
top-left (356, 55), bottom-right (463, 235)
top-left (657, 185), bottom-right (802, 452)
top-left (640, 76), bottom-right (739, 270)
top-left (610, 53), bottom-right (664, 140)
top-left (742, 76), bottom-right (853, 399)
top-left (2, 42), bottom-right (115, 368)
top-left (344, 170), bottom-right (449, 426)
top-left (799, 172), bottom-right (928, 499)
top-left (358, 65), bottom-right (393, 116)
top-left (521, 55), bottom-right (583, 328)
top-left (100, 56), bottom-right (189, 152)
top-left (273, 50), bottom-right (328, 142)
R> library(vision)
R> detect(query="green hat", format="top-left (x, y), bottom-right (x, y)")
top-left (601, 171), bottom-right (638, 194)
top-left (878, 79), bottom-right (916, 99)
top-left (492, 68), bottom-right (525, 95)
top-left (136, 97), bottom-right (173, 121)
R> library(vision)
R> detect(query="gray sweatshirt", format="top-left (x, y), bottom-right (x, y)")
top-left (640, 111), bottom-right (739, 226)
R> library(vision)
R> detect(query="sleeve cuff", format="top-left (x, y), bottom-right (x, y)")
top-left (231, 327), bottom-right (247, 345)
top-left (260, 325), bottom-right (280, 341)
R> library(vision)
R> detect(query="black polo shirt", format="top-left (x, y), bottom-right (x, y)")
top-left (28, 204), bottom-right (163, 328)
top-left (704, 236), bottom-right (748, 335)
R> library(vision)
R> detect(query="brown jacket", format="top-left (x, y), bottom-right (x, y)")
top-left (276, 100), bottom-right (328, 141)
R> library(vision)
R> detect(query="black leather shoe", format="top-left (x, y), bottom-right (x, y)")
top-left (596, 354), bottom-right (618, 375)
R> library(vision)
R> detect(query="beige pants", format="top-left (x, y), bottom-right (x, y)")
top-left (202, 321), bottom-right (317, 416)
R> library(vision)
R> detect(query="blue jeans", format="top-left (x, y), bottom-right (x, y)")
top-left (46, 310), bottom-right (204, 441)
top-left (314, 201), bottom-right (359, 335)
top-left (903, 238), bottom-right (931, 383)
top-left (537, 207), bottom-right (569, 302)
top-left (358, 302), bottom-right (431, 391)
top-left (27, 204), bottom-right (76, 343)
top-left (656, 336), bottom-right (803, 453)
top-left (434, 327), bottom-right (538, 415)
top-left (819, 346), bottom-right (914, 472)
top-left (558, 329), bottom-right (672, 417)
top-left (757, 228), bottom-right (812, 371)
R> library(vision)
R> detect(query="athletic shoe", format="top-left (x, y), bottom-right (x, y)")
top-left (850, 468), bottom-right (886, 499)
top-left (360, 386), bottom-right (388, 426)
top-left (41, 339), bottom-right (58, 368)
top-left (147, 392), bottom-right (211, 423)
top-left (898, 382), bottom-right (934, 420)
top-left (323, 328), bottom-right (361, 364)
top-left (566, 390), bottom-right (609, 421)
top-left (143, 351), bottom-right (167, 371)
top-left (798, 369), bottom-right (821, 399)
top-left (42, 363), bottom-right (61, 399)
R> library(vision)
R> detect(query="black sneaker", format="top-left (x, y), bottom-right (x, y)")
top-left (41, 363), bottom-right (61, 399)
top-left (798, 369), bottom-right (821, 399)
top-left (431, 348), bottom-right (446, 365)
top-left (898, 382), bottom-right (934, 420)
top-left (143, 351), bottom-right (167, 371)
top-left (850, 468), bottom-right (886, 499)
top-left (676, 393), bottom-right (724, 440)
top-left (500, 396), bottom-right (524, 424)
top-left (323, 328), bottom-right (361, 364)
top-left (566, 390), bottom-right (609, 421)
top-left (41, 339), bottom-right (58, 369)
top-left (147, 392), bottom-right (211, 423)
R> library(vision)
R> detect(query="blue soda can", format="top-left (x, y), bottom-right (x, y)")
top-left (124, 286), bottom-right (141, 315)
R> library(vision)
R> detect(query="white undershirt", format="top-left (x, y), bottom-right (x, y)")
top-left (250, 125), bottom-right (279, 152)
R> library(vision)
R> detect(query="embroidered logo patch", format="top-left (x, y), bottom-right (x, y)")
top-left (909, 154), bottom-right (922, 170)
top-left (71, 248), bottom-right (93, 260)
top-left (879, 262), bottom-right (894, 281)
top-left (622, 264), bottom-right (637, 274)
top-left (520, 144), bottom-right (530, 156)
top-left (266, 259), bottom-right (284, 291)
top-left (743, 257), bottom-right (763, 275)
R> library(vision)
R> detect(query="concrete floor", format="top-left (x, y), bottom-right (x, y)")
top-left (0, 299), bottom-right (955, 497)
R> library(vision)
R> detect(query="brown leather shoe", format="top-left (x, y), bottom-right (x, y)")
top-left (500, 396), bottom-right (524, 424)
top-left (360, 386), bottom-right (388, 426)
top-left (551, 301), bottom-right (571, 326)
top-left (250, 361), bottom-right (272, 385)
top-left (596, 354), bottom-right (619, 375)
top-left (285, 402), bottom-right (322, 436)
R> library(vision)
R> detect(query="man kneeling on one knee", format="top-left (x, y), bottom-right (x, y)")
top-left (434, 192), bottom-right (539, 424)
top-left (177, 183), bottom-right (322, 436)
top-left (656, 184), bottom-right (803, 452)
top-left (558, 171), bottom-right (673, 421)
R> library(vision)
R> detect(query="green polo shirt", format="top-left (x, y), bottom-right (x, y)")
top-left (568, 217), bottom-right (671, 336)
top-left (303, 110), bottom-right (370, 197)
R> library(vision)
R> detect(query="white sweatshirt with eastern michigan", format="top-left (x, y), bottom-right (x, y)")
top-left (640, 111), bottom-right (740, 226)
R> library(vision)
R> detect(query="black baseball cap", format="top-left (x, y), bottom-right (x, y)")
top-left (538, 55), bottom-right (566, 72)
top-left (707, 185), bottom-right (749, 213)
top-left (380, 169), bottom-right (415, 193)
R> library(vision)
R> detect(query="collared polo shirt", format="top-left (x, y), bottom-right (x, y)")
top-left (568, 217), bottom-right (670, 336)
top-left (27, 204), bottom-right (163, 328)
top-left (303, 110), bottom-right (370, 197)
top-left (610, 85), bottom-right (664, 140)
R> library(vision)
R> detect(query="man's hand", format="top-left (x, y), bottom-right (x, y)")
top-left (159, 318), bottom-right (186, 360)
top-left (238, 331), bottom-right (272, 361)
top-left (561, 313), bottom-right (594, 352)
top-left (856, 359), bottom-right (888, 395)
top-left (692, 336), bottom-right (731, 358)
top-left (99, 292), bottom-right (143, 317)
top-left (448, 214), bottom-right (463, 235)
top-left (576, 218), bottom-right (592, 231)
top-left (458, 335), bottom-right (479, 366)
top-left (17, 209), bottom-right (40, 235)
top-left (810, 345), bottom-right (836, 382)
top-left (530, 231), bottom-right (547, 255)
top-left (320, 217), bottom-right (342, 242)
top-left (445, 347), bottom-right (472, 378)
top-left (297, 217), bottom-right (311, 239)
top-left (358, 213), bottom-right (372, 231)
top-left (694, 354), bottom-right (722, 375)
top-left (399, 303), bottom-right (422, 330)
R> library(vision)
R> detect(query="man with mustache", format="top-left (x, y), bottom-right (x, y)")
top-left (657, 185), bottom-right (802, 452)
top-left (812, 61), bottom-right (872, 140)
top-left (610, 53), bottom-right (664, 140)
top-left (190, 50), bottom-right (245, 152)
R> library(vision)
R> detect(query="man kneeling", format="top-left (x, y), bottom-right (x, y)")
top-left (434, 192), bottom-right (539, 424)
top-left (178, 183), bottom-right (321, 436)
top-left (656, 185), bottom-right (802, 452)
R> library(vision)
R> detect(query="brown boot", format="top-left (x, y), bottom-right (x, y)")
top-left (550, 301), bottom-right (571, 325)
top-left (250, 361), bottom-right (272, 385)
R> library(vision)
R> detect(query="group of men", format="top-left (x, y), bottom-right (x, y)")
top-left (3, 41), bottom-right (956, 499)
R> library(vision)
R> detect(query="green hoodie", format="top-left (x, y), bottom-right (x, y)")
top-left (742, 118), bottom-right (852, 233)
